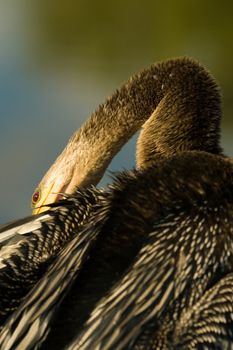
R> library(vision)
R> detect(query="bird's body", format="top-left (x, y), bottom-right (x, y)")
top-left (1, 153), bottom-right (233, 349)
top-left (58, 152), bottom-right (233, 350)
top-left (0, 57), bottom-right (232, 349)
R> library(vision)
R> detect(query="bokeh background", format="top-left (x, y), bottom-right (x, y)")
top-left (1, 1), bottom-right (233, 223)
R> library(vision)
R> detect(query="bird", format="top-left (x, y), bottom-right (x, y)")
top-left (0, 57), bottom-right (221, 325)
top-left (0, 57), bottom-right (230, 349)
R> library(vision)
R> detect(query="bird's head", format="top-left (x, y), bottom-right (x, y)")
top-left (31, 133), bottom-right (107, 214)
top-left (31, 146), bottom-right (81, 214)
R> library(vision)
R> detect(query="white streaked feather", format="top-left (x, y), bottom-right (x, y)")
top-left (0, 214), bottom-right (52, 245)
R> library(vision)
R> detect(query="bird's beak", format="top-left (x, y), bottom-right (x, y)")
top-left (31, 148), bottom-right (81, 214)
top-left (33, 205), bottom-right (49, 215)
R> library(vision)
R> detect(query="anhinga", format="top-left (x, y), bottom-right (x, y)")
top-left (0, 58), bottom-right (232, 349)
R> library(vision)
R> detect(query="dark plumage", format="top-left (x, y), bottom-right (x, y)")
top-left (1, 153), bottom-right (233, 349)
top-left (52, 153), bottom-right (233, 350)
top-left (0, 187), bottom-right (101, 326)
top-left (0, 57), bottom-right (231, 349)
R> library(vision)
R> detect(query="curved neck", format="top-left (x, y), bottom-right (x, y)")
top-left (35, 57), bottom-right (222, 209)
top-left (67, 57), bottom-right (221, 184)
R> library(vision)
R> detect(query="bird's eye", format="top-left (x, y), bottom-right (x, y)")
top-left (32, 189), bottom-right (40, 206)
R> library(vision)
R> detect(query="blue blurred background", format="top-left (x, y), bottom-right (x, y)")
top-left (1, 1), bottom-right (233, 223)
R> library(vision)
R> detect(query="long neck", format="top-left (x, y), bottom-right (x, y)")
top-left (65, 57), bottom-right (221, 185)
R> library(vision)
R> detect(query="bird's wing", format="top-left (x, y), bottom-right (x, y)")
top-left (0, 203), bottom-right (228, 350)
top-left (67, 208), bottom-right (225, 350)
top-left (0, 220), bottom-right (102, 350)
top-left (0, 211), bottom-right (58, 324)
top-left (0, 207), bottom-right (70, 324)
top-left (0, 187), bottom-right (101, 264)
top-left (0, 188), bottom-right (102, 325)
top-left (174, 273), bottom-right (233, 349)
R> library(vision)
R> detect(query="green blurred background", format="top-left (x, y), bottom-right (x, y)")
top-left (1, 0), bottom-right (233, 222)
